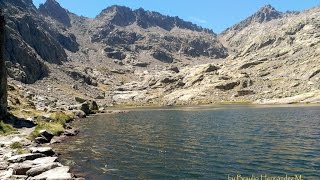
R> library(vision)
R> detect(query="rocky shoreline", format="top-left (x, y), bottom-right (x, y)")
top-left (0, 113), bottom-right (85, 179)
top-left (0, 103), bottom-right (128, 180)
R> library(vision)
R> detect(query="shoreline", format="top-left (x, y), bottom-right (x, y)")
top-left (107, 102), bottom-right (320, 111)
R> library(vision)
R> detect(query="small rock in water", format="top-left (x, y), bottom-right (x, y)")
top-left (73, 110), bottom-right (86, 118)
top-left (64, 129), bottom-right (80, 136)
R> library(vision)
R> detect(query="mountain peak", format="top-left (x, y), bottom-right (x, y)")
top-left (222, 4), bottom-right (282, 34)
top-left (39, 0), bottom-right (71, 27)
top-left (96, 5), bottom-right (135, 26)
top-left (254, 4), bottom-right (282, 23)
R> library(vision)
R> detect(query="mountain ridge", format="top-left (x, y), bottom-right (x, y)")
top-left (0, 0), bottom-right (318, 111)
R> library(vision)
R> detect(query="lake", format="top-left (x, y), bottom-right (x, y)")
top-left (54, 105), bottom-right (320, 180)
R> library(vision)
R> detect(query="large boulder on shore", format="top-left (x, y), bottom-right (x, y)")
top-left (26, 162), bottom-right (61, 177)
top-left (29, 166), bottom-right (72, 180)
top-left (11, 157), bottom-right (58, 175)
top-left (29, 147), bottom-right (55, 156)
top-left (78, 100), bottom-right (99, 115)
top-left (80, 103), bottom-right (91, 115)
top-left (35, 130), bottom-right (54, 144)
top-left (7, 153), bottom-right (46, 163)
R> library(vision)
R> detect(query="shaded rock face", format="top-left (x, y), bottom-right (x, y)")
top-left (93, 30), bottom-right (142, 46)
top-left (38, 0), bottom-right (71, 27)
top-left (106, 51), bottom-right (126, 60)
top-left (6, 12), bottom-right (67, 64)
top-left (152, 50), bottom-right (173, 63)
top-left (0, 0), bottom-right (80, 83)
top-left (0, 9), bottom-right (7, 118)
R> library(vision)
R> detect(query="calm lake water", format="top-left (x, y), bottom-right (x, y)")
top-left (54, 105), bottom-right (320, 180)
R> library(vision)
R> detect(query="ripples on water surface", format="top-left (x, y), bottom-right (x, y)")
top-left (54, 105), bottom-right (320, 179)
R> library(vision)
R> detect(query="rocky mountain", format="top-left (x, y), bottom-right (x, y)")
top-left (91, 5), bottom-right (228, 61)
top-left (0, 0), bottom-right (319, 112)
top-left (112, 5), bottom-right (320, 105)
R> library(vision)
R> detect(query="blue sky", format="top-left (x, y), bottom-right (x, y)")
top-left (32, 0), bottom-right (320, 33)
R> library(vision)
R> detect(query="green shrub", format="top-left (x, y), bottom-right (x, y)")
top-left (10, 142), bottom-right (23, 149)
top-left (30, 111), bottom-right (73, 140)
top-left (50, 111), bottom-right (73, 125)
top-left (0, 121), bottom-right (16, 135)
top-left (30, 121), bottom-right (64, 139)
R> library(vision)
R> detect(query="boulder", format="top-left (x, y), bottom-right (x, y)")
top-left (152, 50), bottom-right (173, 63)
top-left (35, 130), bottom-right (54, 144)
top-left (29, 147), bottom-right (55, 156)
top-left (89, 100), bottom-right (99, 111)
top-left (0, 161), bottom-right (8, 170)
top-left (215, 81), bottom-right (240, 91)
top-left (238, 58), bottom-right (267, 70)
top-left (80, 103), bottom-right (91, 115)
top-left (29, 166), bottom-right (72, 180)
top-left (50, 135), bottom-right (67, 144)
top-left (7, 153), bottom-right (46, 163)
top-left (95, 95), bottom-right (105, 99)
top-left (167, 66), bottom-right (180, 73)
top-left (35, 137), bottom-right (49, 144)
top-left (64, 129), bottom-right (80, 136)
top-left (75, 97), bottom-right (86, 103)
top-left (73, 110), bottom-right (86, 118)
top-left (26, 162), bottom-right (61, 177)
top-left (29, 157), bottom-right (58, 165)
top-left (0, 168), bottom-right (13, 179)
top-left (132, 62), bottom-right (149, 67)
top-left (11, 161), bottom-right (33, 175)
top-left (106, 51), bottom-right (126, 60)
top-left (235, 90), bottom-right (255, 97)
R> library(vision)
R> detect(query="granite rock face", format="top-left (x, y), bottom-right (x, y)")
top-left (0, 0), bottom-right (79, 83)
